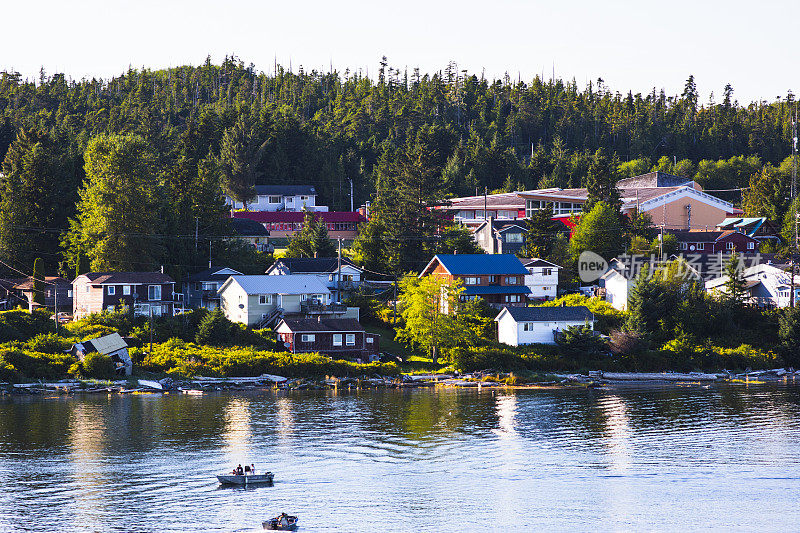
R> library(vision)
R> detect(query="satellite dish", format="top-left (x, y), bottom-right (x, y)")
top-left (689, 245), bottom-right (696, 251)
top-left (283, 342), bottom-right (291, 348)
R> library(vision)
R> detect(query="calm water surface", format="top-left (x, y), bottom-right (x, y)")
top-left (1, 384), bottom-right (799, 532)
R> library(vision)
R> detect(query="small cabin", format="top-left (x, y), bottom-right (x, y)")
top-left (70, 332), bottom-right (132, 376)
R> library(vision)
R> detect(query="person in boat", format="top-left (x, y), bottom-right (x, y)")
top-left (251, 464), bottom-right (255, 475)
top-left (236, 464), bottom-right (244, 475)
top-left (244, 464), bottom-right (251, 475)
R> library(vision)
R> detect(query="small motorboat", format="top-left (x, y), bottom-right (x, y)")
top-left (216, 472), bottom-right (274, 485)
top-left (263, 513), bottom-right (298, 530)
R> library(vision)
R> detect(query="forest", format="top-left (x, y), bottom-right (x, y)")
top-left (0, 56), bottom-right (798, 280)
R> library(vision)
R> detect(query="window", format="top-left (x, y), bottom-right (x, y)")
top-left (67, 290), bottom-right (73, 298)
top-left (268, 196), bottom-right (281, 204)
top-left (542, 268), bottom-right (552, 276)
top-left (505, 233), bottom-right (523, 243)
top-left (301, 294), bottom-right (307, 301)
top-left (488, 275), bottom-right (500, 284)
top-left (680, 242), bottom-right (688, 250)
top-left (106, 305), bottom-right (115, 312)
top-left (333, 334), bottom-right (343, 346)
top-left (505, 295), bottom-right (521, 303)
top-left (366, 337), bottom-right (374, 344)
top-left (523, 322), bottom-right (535, 331)
top-left (747, 242), bottom-right (755, 250)
top-left (123, 285), bottom-right (131, 295)
top-left (148, 285), bottom-right (161, 301)
top-left (262, 313), bottom-right (269, 320)
top-left (525, 199), bottom-right (541, 218)
top-left (86, 285), bottom-right (90, 292)
top-left (346, 333), bottom-right (356, 346)
top-left (107, 286), bottom-right (115, 295)
top-left (464, 276), bottom-right (479, 285)
top-left (505, 276), bottom-right (520, 285)
top-left (259, 294), bottom-right (272, 305)
top-left (301, 334), bottom-right (315, 343)
top-left (726, 242), bottom-right (735, 250)
top-left (696, 243), bottom-right (704, 251)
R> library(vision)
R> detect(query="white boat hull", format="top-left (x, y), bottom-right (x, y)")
top-left (217, 473), bottom-right (274, 485)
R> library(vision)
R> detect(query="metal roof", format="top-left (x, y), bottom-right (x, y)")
top-left (423, 254), bottom-right (529, 276)
top-left (232, 211), bottom-right (366, 223)
top-left (462, 285), bottom-right (532, 295)
top-left (268, 257), bottom-right (359, 274)
top-left (276, 318), bottom-right (365, 333)
top-left (225, 275), bottom-right (330, 295)
top-left (253, 185), bottom-right (316, 196)
top-left (188, 267), bottom-right (243, 282)
top-left (498, 305), bottom-right (594, 322)
top-left (79, 272), bottom-right (175, 285)
top-left (86, 333), bottom-right (128, 355)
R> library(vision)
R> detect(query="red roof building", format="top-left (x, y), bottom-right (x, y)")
top-left (232, 211), bottom-right (367, 239)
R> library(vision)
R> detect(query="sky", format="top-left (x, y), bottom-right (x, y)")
top-left (2, 0), bottom-right (798, 104)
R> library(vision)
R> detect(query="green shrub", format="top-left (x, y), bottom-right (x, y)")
top-left (555, 325), bottom-right (609, 359)
top-left (537, 295), bottom-right (625, 333)
top-left (82, 352), bottom-right (116, 379)
top-left (195, 310), bottom-right (235, 346)
top-left (27, 333), bottom-right (71, 354)
top-left (0, 348), bottom-right (75, 380)
top-left (0, 309), bottom-right (54, 342)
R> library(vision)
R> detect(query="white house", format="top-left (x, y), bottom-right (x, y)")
top-left (266, 257), bottom-right (363, 301)
top-left (218, 275), bottom-right (332, 327)
top-left (225, 185), bottom-right (328, 212)
top-left (521, 258), bottom-right (561, 300)
top-left (495, 306), bottom-right (595, 346)
top-left (705, 262), bottom-right (800, 308)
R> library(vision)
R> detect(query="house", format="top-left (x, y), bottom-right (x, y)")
top-left (229, 218), bottom-right (273, 253)
top-left (0, 278), bottom-right (23, 310)
top-left (520, 258), bottom-right (561, 301)
top-left (218, 274), bottom-right (360, 328)
top-left (670, 230), bottom-right (760, 254)
top-left (439, 191), bottom-right (527, 228)
top-left (275, 318), bottom-right (380, 361)
top-left (72, 272), bottom-right (178, 319)
top-left (715, 217), bottom-right (781, 244)
top-left (184, 267), bottom-right (243, 310)
top-left (600, 265), bottom-right (634, 311)
top-left (495, 305), bottom-right (595, 346)
top-left (225, 185), bottom-right (328, 212)
top-left (705, 260), bottom-right (800, 308)
top-left (472, 218), bottom-right (527, 254)
top-left (9, 276), bottom-right (73, 312)
top-left (69, 332), bottom-right (132, 376)
top-left (266, 257), bottom-right (364, 301)
top-left (232, 211), bottom-right (367, 239)
top-left (420, 254), bottom-right (531, 308)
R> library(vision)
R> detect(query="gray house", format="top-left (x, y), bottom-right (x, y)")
top-left (472, 218), bottom-right (527, 255)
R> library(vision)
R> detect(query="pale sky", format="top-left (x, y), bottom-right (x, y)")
top-left (2, 0), bottom-right (798, 104)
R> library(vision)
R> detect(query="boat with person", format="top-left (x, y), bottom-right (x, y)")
top-left (216, 472), bottom-right (274, 485)
top-left (262, 513), bottom-right (298, 530)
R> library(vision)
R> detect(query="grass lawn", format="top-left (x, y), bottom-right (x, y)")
top-left (364, 324), bottom-right (451, 373)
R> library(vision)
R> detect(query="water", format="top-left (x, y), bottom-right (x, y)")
top-left (1, 384), bottom-right (800, 532)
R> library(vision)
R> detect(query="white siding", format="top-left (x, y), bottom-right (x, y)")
top-left (525, 266), bottom-right (560, 300)
top-left (604, 273), bottom-right (632, 311)
top-left (496, 313), bottom-right (593, 346)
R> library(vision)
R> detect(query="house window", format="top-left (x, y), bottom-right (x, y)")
top-left (259, 294), bottom-right (272, 305)
top-left (525, 200), bottom-right (541, 218)
top-left (123, 285), bottom-right (131, 295)
top-left (680, 242), bottom-right (688, 250)
top-left (107, 286), bottom-right (115, 296)
top-left (333, 334), bottom-right (343, 346)
top-left (505, 233), bottom-right (523, 243)
top-left (747, 242), bottom-right (755, 250)
top-left (488, 275), bottom-right (500, 284)
top-left (542, 268), bottom-right (552, 276)
top-left (301, 334), bottom-right (315, 343)
top-left (505, 276), bottom-right (519, 285)
top-left (464, 276), bottom-right (479, 285)
top-left (86, 285), bottom-right (90, 293)
top-left (106, 305), bottom-right (115, 312)
top-left (262, 313), bottom-right (269, 320)
top-left (67, 290), bottom-right (73, 298)
top-left (726, 242), bottom-right (735, 250)
top-left (366, 337), bottom-right (374, 344)
top-left (542, 286), bottom-right (550, 291)
top-left (148, 285), bottom-right (161, 301)
top-left (505, 295), bottom-right (521, 303)
top-left (346, 333), bottom-right (356, 346)
top-left (301, 294), bottom-right (307, 301)
top-left (696, 243), bottom-right (704, 251)
top-left (268, 196), bottom-right (281, 204)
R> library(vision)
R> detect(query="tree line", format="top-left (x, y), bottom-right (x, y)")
top-left (0, 56), bottom-right (798, 279)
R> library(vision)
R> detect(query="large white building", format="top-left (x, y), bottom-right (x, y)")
top-left (705, 262), bottom-right (800, 308)
top-left (225, 185), bottom-right (328, 212)
top-left (495, 306), bottom-right (595, 346)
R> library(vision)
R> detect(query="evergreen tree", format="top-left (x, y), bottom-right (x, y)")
top-left (569, 201), bottom-right (626, 263)
top-left (724, 253), bottom-right (747, 305)
top-left (522, 204), bottom-right (562, 258)
top-left (216, 112), bottom-right (268, 210)
top-left (284, 212), bottom-right (337, 258)
top-left (585, 148), bottom-right (621, 211)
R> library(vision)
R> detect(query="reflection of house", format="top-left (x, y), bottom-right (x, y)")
top-left (472, 218), bottom-right (526, 255)
top-left (520, 258), bottom-right (561, 300)
top-left (276, 318), bottom-right (380, 361)
top-left (420, 254), bottom-right (531, 308)
top-left (70, 332), bottom-right (132, 375)
top-left (229, 218), bottom-right (273, 252)
top-left (266, 257), bottom-right (363, 301)
top-left (184, 267), bottom-right (243, 310)
top-left (225, 185), bottom-right (328, 212)
top-left (218, 274), bottom-right (360, 328)
top-left (670, 230), bottom-right (759, 254)
top-left (705, 261), bottom-right (800, 308)
top-left (495, 306), bottom-right (595, 346)
top-left (232, 211), bottom-right (366, 239)
top-left (72, 272), bottom-right (178, 319)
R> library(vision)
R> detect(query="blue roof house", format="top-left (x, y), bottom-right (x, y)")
top-left (419, 254), bottom-right (531, 309)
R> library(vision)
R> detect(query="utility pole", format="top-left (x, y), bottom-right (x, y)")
top-left (195, 217), bottom-right (199, 253)
top-left (484, 186), bottom-right (488, 221)
top-left (348, 178), bottom-right (354, 212)
top-left (149, 304), bottom-right (154, 356)
top-left (792, 111), bottom-right (798, 308)
top-left (53, 280), bottom-right (58, 333)
top-left (337, 237), bottom-right (342, 302)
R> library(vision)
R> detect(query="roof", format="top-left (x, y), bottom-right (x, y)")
top-left (253, 185), bottom-right (316, 196)
top-left (230, 217), bottom-right (270, 236)
top-left (520, 258), bottom-right (562, 269)
top-left (716, 217), bottom-right (767, 236)
top-left (440, 191), bottom-right (526, 210)
top-left (269, 257), bottom-right (360, 274)
top-left (462, 285), bottom-right (532, 296)
top-left (670, 230), bottom-right (758, 243)
top-left (276, 318), bottom-right (366, 333)
top-left (616, 171), bottom-right (697, 189)
top-left (421, 254), bottom-right (529, 276)
top-left (188, 267), bottom-right (243, 283)
top-left (12, 276), bottom-right (71, 290)
top-left (222, 274), bottom-right (330, 295)
top-left (78, 272), bottom-right (175, 285)
top-left (232, 211), bottom-right (367, 224)
top-left (496, 305), bottom-right (595, 322)
top-left (85, 332), bottom-right (128, 355)
top-left (472, 220), bottom-right (527, 233)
